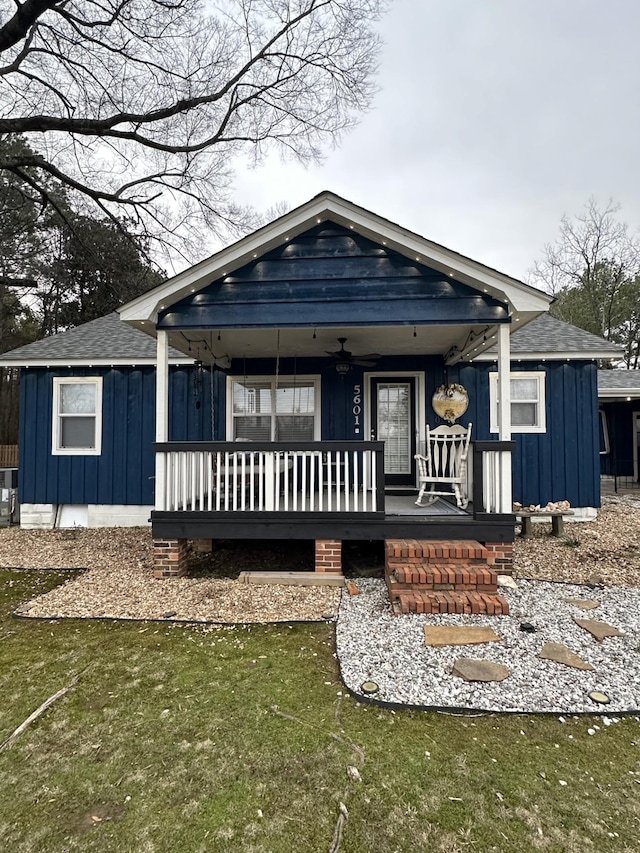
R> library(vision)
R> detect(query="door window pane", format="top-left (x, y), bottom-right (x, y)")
top-left (377, 382), bottom-right (410, 474)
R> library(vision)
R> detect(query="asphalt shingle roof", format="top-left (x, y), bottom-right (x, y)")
top-left (0, 312), bottom-right (185, 362)
top-left (502, 313), bottom-right (621, 354)
top-left (598, 370), bottom-right (640, 393)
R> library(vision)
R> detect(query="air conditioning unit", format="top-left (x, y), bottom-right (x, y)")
top-left (0, 468), bottom-right (18, 525)
top-left (0, 468), bottom-right (18, 490)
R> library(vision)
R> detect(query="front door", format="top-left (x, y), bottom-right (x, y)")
top-left (370, 378), bottom-right (416, 485)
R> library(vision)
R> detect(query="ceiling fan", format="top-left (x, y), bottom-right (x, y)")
top-left (326, 338), bottom-right (381, 373)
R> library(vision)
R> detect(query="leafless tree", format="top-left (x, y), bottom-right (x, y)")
top-left (531, 199), bottom-right (640, 365)
top-left (531, 199), bottom-right (639, 298)
top-left (0, 0), bottom-right (386, 254)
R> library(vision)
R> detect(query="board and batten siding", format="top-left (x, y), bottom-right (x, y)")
top-left (19, 357), bottom-right (600, 510)
top-left (19, 366), bottom-right (215, 506)
top-left (452, 360), bottom-right (600, 509)
top-left (599, 399), bottom-right (639, 478)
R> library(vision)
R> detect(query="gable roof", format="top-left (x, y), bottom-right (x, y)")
top-left (0, 312), bottom-right (191, 366)
top-left (598, 369), bottom-right (640, 398)
top-left (119, 191), bottom-right (553, 335)
top-left (474, 314), bottom-right (621, 361)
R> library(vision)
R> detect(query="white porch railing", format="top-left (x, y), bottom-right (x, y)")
top-left (154, 441), bottom-right (386, 513)
top-left (471, 440), bottom-right (515, 515)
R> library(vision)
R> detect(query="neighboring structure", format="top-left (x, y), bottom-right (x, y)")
top-left (598, 370), bottom-right (640, 488)
top-left (0, 193), bottom-right (620, 578)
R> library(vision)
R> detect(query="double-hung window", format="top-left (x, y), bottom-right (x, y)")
top-left (52, 377), bottom-right (103, 454)
top-left (489, 371), bottom-right (546, 433)
top-left (229, 376), bottom-right (319, 441)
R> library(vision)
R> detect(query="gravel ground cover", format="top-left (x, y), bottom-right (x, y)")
top-left (513, 495), bottom-right (640, 587)
top-left (0, 528), bottom-right (339, 623)
top-left (337, 577), bottom-right (640, 713)
top-left (0, 496), bottom-right (638, 681)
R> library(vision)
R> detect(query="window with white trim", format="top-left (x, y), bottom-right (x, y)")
top-left (229, 376), bottom-right (320, 441)
top-left (489, 371), bottom-right (546, 433)
top-left (52, 377), bottom-right (103, 454)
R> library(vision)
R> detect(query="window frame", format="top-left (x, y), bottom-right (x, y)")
top-left (226, 375), bottom-right (321, 441)
top-left (52, 376), bottom-right (103, 455)
top-left (489, 370), bottom-right (546, 434)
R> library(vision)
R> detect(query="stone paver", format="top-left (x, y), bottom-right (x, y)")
top-left (424, 625), bottom-right (501, 647)
top-left (451, 658), bottom-right (510, 682)
top-left (564, 598), bottom-right (599, 611)
top-left (537, 641), bottom-right (595, 671)
top-left (573, 617), bottom-right (624, 641)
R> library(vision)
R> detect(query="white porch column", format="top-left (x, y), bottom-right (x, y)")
top-left (496, 323), bottom-right (512, 513)
top-left (155, 330), bottom-right (169, 511)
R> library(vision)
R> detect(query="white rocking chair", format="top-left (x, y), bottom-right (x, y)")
top-left (414, 422), bottom-right (472, 509)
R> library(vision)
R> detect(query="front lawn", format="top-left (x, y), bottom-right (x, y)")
top-left (0, 569), bottom-right (638, 852)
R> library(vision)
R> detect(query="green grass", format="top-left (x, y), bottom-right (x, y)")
top-left (1, 569), bottom-right (639, 852)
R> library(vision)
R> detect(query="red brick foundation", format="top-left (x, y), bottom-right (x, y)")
top-left (482, 541), bottom-right (514, 574)
top-left (153, 538), bottom-right (189, 578)
top-left (315, 539), bottom-right (342, 573)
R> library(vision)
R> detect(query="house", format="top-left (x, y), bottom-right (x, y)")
top-left (0, 192), bottom-right (620, 585)
top-left (598, 370), bottom-right (640, 488)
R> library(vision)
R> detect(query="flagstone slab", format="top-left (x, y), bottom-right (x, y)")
top-left (573, 617), bottom-right (624, 642)
top-left (537, 642), bottom-right (595, 671)
top-left (451, 658), bottom-right (510, 682)
top-left (564, 598), bottom-right (599, 611)
top-left (424, 626), bottom-right (501, 647)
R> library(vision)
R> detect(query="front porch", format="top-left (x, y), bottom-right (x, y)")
top-left (150, 439), bottom-right (516, 576)
top-left (113, 195), bottom-right (554, 579)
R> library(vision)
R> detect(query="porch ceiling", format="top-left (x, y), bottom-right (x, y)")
top-left (163, 322), bottom-right (507, 364)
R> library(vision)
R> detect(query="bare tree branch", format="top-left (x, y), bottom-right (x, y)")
top-left (0, 0), bottom-right (386, 254)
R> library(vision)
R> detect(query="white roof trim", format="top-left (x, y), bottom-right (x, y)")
top-left (598, 390), bottom-right (640, 399)
top-left (474, 349), bottom-right (621, 362)
top-left (0, 358), bottom-right (194, 368)
top-left (119, 191), bottom-right (552, 324)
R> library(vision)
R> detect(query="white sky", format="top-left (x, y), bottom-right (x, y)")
top-left (231, 0), bottom-right (640, 283)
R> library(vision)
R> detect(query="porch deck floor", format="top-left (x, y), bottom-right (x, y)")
top-left (384, 495), bottom-right (467, 517)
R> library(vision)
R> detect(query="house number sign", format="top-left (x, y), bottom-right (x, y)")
top-left (353, 384), bottom-right (362, 434)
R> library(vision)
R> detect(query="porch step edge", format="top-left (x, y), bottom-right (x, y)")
top-left (393, 591), bottom-right (510, 616)
top-left (385, 538), bottom-right (489, 563)
top-left (389, 565), bottom-right (499, 590)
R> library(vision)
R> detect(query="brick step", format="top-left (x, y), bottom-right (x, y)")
top-left (386, 565), bottom-right (499, 595)
top-left (392, 590), bottom-right (510, 616)
top-left (385, 569), bottom-right (498, 601)
top-left (385, 538), bottom-right (489, 565)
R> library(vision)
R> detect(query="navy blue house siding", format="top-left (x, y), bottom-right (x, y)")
top-left (19, 356), bottom-right (601, 509)
top-left (599, 400), bottom-right (639, 478)
top-left (19, 365), bottom-right (215, 506)
top-left (456, 360), bottom-right (600, 509)
top-left (158, 224), bottom-right (509, 332)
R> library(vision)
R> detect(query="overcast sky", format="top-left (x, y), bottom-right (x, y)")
top-left (232, 0), bottom-right (640, 283)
